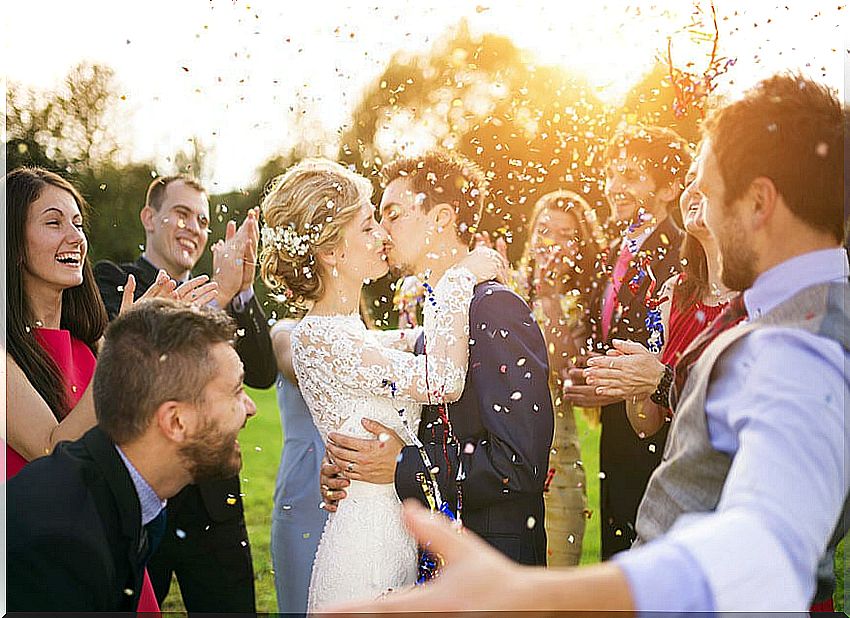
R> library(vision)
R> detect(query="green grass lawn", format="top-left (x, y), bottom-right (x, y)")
top-left (163, 387), bottom-right (845, 613)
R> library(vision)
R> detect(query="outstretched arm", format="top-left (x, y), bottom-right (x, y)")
top-left (328, 500), bottom-right (635, 614)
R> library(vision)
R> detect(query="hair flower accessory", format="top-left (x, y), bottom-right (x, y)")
top-left (261, 222), bottom-right (320, 257)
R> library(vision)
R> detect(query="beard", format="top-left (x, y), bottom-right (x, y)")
top-left (179, 416), bottom-right (242, 483)
top-left (717, 225), bottom-right (758, 291)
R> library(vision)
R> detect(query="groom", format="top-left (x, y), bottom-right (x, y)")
top-left (320, 150), bottom-right (554, 565)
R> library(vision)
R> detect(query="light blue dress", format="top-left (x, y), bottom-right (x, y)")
top-left (270, 372), bottom-right (328, 614)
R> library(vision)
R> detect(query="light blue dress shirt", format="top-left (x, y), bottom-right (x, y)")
top-left (616, 248), bottom-right (850, 612)
top-left (115, 446), bottom-right (167, 526)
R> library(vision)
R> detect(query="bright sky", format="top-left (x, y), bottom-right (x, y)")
top-left (2, 0), bottom-right (846, 191)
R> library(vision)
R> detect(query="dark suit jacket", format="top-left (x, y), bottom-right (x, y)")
top-left (588, 216), bottom-right (683, 557)
top-left (395, 281), bottom-right (554, 565)
top-left (589, 216), bottom-right (683, 348)
top-left (8, 427), bottom-right (148, 612)
top-left (94, 256), bottom-right (276, 389)
top-left (94, 256), bottom-right (275, 525)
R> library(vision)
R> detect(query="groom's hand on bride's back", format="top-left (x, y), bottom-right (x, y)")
top-left (320, 418), bottom-right (405, 512)
top-left (329, 419), bottom-right (404, 483)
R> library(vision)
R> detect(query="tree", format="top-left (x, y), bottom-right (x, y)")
top-left (339, 19), bottom-right (610, 263)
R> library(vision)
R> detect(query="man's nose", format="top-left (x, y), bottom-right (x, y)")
top-left (244, 394), bottom-right (257, 420)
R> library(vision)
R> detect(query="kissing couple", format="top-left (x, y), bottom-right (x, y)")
top-left (258, 151), bottom-right (555, 609)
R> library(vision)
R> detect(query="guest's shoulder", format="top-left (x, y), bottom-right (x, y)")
top-left (94, 257), bottom-right (146, 280)
top-left (8, 446), bottom-right (94, 517)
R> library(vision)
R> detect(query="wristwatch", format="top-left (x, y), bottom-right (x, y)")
top-left (650, 363), bottom-right (674, 408)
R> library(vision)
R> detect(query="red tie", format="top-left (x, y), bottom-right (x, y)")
top-left (670, 294), bottom-right (747, 410)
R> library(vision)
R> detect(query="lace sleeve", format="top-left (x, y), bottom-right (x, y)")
top-left (371, 327), bottom-right (423, 352)
top-left (292, 266), bottom-right (476, 406)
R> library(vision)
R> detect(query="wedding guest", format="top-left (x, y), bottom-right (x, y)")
top-left (94, 174), bottom-right (275, 612)
top-left (582, 158), bottom-right (737, 436)
top-left (3, 166), bottom-right (183, 612)
top-left (269, 319), bottom-right (327, 614)
top-left (8, 299), bottom-right (257, 611)
top-left (505, 189), bottom-right (606, 565)
top-left (565, 125), bottom-right (691, 559)
top-left (333, 72), bottom-right (849, 614)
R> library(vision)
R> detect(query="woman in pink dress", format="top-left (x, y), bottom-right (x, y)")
top-left (4, 167), bottom-right (181, 613)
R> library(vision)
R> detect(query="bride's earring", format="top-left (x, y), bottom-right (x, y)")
top-left (332, 266), bottom-right (338, 277)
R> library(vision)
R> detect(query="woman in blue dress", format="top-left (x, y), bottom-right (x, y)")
top-left (270, 319), bottom-right (328, 614)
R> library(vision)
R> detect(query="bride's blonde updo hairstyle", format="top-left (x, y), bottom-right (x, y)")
top-left (260, 158), bottom-right (373, 305)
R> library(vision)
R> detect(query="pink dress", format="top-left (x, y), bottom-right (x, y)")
top-left (6, 328), bottom-right (160, 613)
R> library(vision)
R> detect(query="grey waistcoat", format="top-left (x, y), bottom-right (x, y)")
top-left (634, 280), bottom-right (849, 603)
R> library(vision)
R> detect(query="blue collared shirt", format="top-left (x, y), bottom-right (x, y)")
top-left (115, 446), bottom-right (167, 526)
top-left (616, 247), bottom-right (850, 612)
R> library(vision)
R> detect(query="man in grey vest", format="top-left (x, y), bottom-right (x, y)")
top-left (330, 72), bottom-right (849, 614)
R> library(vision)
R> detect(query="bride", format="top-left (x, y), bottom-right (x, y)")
top-left (258, 158), bottom-right (503, 609)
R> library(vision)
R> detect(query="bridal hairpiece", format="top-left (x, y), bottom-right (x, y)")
top-left (261, 222), bottom-right (321, 257)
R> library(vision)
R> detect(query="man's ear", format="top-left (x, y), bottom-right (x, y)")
top-left (747, 176), bottom-right (779, 230)
top-left (432, 203), bottom-right (456, 230)
top-left (140, 205), bottom-right (156, 233)
top-left (154, 400), bottom-right (193, 444)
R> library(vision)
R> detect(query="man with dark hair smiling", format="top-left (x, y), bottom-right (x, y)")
top-left (8, 299), bottom-right (257, 612)
top-left (566, 124), bottom-right (691, 559)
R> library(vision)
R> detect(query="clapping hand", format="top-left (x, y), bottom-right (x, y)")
top-left (562, 351), bottom-right (622, 407)
top-left (119, 270), bottom-right (219, 315)
top-left (211, 208), bottom-right (260, 307)
top-left (583, 339), bottom-right (666, 399)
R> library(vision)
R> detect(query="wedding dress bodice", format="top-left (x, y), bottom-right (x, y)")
top-left (290, 266), bottom-right (477, 610)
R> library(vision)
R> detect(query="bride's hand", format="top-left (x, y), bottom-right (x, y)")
top-left (458, 247), bottom-right (508, 285)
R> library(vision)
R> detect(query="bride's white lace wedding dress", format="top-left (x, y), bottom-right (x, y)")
top-left (291, 267), bottom-right (477, 611)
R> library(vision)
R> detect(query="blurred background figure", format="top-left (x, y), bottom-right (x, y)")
top-left (505, 189), bottom-right (606, 565)
top-left (583, 156), bottom-right (737, 436)
top-left (269, 319), bottom-right (328, 614)
top-left (564, 125), bottom-right (691, 559)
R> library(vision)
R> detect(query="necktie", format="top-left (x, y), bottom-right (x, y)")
top-left (670, 294), bottom-right (747, 410)
top-left (141, 508), bottom-right (167, 564)
top-left (601, 244), bottom-right (634, 340)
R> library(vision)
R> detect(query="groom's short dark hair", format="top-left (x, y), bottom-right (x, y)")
top-left (380, 150), bottom-right (488, 245)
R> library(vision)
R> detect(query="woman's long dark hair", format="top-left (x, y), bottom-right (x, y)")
top-left (675, 232), bottom-right (711, 310)
top-left (5, 167), bottom-right (108, 421)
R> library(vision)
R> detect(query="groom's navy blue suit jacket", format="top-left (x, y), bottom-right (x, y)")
top-left (395, 280), bottom-right (554, 565)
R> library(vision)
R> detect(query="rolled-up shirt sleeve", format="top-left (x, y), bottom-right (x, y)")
top-left (616, 327), bottom-right (849, 612)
